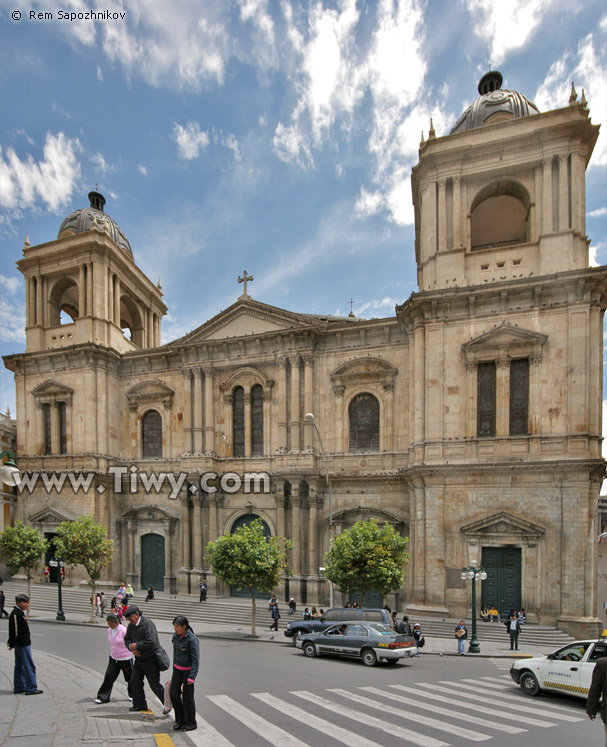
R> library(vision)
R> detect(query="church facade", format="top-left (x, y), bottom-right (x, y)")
top-left (4, 73), bottom-right (605, 637)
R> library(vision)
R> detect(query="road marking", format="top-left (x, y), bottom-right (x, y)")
top-left (436, 680), bottom-right (583, 721)
top-left (179, 710), bottom-right (235, 747)
top-left (292, 690), bottom-right (449, 747)
top-left (208, 694), bottom-right (310, 747)
top-left (473, 677), bottom-right (586, 713)
top-left (251, 692), bottom-right (385, 747)
top-left (154, 736), bottom-right (174, 747)
top-left (328, 688), bottom-right (490, 742)
top-left (391, 685), bottom-right (556, 727)
top-left (360, 686), bottom-right (525, 734)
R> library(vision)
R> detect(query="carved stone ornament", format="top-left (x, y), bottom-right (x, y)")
top-left (126, 380), bottom-right (175, 411)
top-left (331, 357), bottom-right (398, 390)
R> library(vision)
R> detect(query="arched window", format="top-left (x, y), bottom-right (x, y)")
top-left (251, 384), bottom-right (264, 456)
top-left (49, 277), bottom-right (80, 326)
top-left (232, 387), bottom-right (245, 458)
top-left (470, 181), bottom-right (530, 251)
top-left (349, 393), bottom-right (380, 452)
top-left (142, 410), bottom-right (162, 458)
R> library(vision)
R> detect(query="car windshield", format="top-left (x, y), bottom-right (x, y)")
top-left (550, 642), bottom-right (593, 660)
top-left (368, 623), bottom-right (395, 635)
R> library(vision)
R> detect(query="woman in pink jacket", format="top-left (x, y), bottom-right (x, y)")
top-left (94, 613), bottom-right (133, 704)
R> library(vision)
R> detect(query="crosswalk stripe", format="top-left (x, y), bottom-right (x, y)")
top-left (435, 680), bottom-right (583, 721)
top-left (328, 688), bottom-right (490, 742)
top-left (292, 690), bottom-right (449, 747)
top-left (361, 686), bottom-right (525, 735)
top-left (391, 685), bottom-right (556, 727)
top-left (251, 692), bottom-right (385, 747)
top-left (183, 713), bottom-right (235, 747)
top-left (471, 677), bottom-right (585, 713)
top-left (207, 694), bottom-right (310, 747)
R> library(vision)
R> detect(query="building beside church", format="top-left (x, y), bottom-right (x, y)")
top-left (4, 72), bottom-right (605, 637)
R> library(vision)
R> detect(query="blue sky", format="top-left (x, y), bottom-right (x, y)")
top-left (0, 0), bottom-right (606, 417)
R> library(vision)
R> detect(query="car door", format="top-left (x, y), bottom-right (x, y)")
top-left (541, 642), bottom-right (588, 695)
top-left (580, 643), bottom-right (607, 696)
top-left (317, 624), bottom-right (347, 655)
top-left (342, 624), bottom-right (368, 657)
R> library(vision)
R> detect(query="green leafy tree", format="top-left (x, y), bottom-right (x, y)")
top-left (0, 521), bottom-right (48, 613)
top-left (206, 519), bottom-right (293, 636)
top-left (54, 515), bottom-right (113, 623)
top-left (324, 518), bottom-right (409, 607)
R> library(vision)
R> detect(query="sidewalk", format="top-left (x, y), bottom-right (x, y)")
top-left (0, 645), bottom-right (188, 747)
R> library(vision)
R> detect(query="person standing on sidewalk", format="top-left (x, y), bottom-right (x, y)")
top-left (123, 605), bottom-right (165, 712)
top-left (0, 589), bottom-right (8, 618)
top-left (7, 594), bottom-right (43, 695)
top-left (412, 623), bottom-right (423, 655)
top-left (269, 594), bottom-right (280, 631)
top-left (506, 613), bottom-right (521, 650)
top-left (170, 615), bottom-right (199, 732)
top-left (94, 613), bottom-right (133, 704)
top-left (455, 620), bottom-right (468, 655)
top-left (199, 579), bottom-right (207, 602)
top-left (587, 655), bottom-right (607, 746)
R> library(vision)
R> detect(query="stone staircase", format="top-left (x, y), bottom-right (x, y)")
top-left (1, 581), bottom-right (576, 650)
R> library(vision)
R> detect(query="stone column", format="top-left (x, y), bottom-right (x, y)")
top-left (182, 370), bottom-right (192, 453)
top-left (193, 369), bottom-right (203, 453)
top-left (36, 275), bottom-right (43, 327)
top-left (496, 357), bottom-right (510, 437)
top-left (303, 355), bottom-right (314, 449)
top-left (570, 150), bottom-right (585, 234)
top-left (383, 381), bottom-right (394, 451)
top-left (542, 156), bottom-right (553, 234)
top-left (208, 495), bottom-right (218, 544)
top-left (308, 489), bottom-right (318, 575)
top-left (529, 354), bottom-right (542, 437)
top-left (276, 356), bottom-right (288, 451)
top-left (203, 366), bottom-right (214, 453)
top-left (126, 520), bottom-right (134, 574)
top-left (413, 317), bottom-right (425, 446)
top-left (263, 391), bottom-right (272, 455)
top-left (50, 403), bottom-right (60, 455)
top-left (129, 403), bottom-right (137, 459)
top-left (179, 497), bottom-right (191, 570)
top-left (223, 394), bottom-right (233, 457)
top-left (191, 495), bottom-right (203, 573)
top-left (86, 263), bottom-right (93, 320)
top-left (275, 483), bottom-right (286, 538)
top-left (558, 154), bottom-right (569, 231)
top-left (333, 385), bottom-right (345, 451)
top-left (437, 178), bottom-right (447, 252)
top-left (244, 392), bottom-right (252, 458)
top-left (79, 265), bottom-right (86, 318)
top-left (290, 483), bottom-right (304, 601)
top-left (452, 176), bottom-right (462, 248)
top-left (290, 355), bottom-right (301, 451)
top-left (113, 276), bottom-right (120, 325)
top-left (534, 164), bottom-right (543, 240)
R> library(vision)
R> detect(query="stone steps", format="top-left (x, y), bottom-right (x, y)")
top-left (1, 582), bottom-right (575, 647)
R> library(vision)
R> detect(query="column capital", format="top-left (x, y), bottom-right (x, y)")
top-left (193, 368), bottom-right (203, 379)
top-left (465, 361), bottom-right (477, 373)
top-left (202, 364), bottom-right (214, 375)
top-left (303, 354), bottom-right (314, 366)
top-left (496, 356), bottom-right (510, 368)
top-left (223, 394), bottom-right (232, 405)
top-left (275, 355), bottom-right (288, 368)
top-left (333, 385), bottom-right (345, 397)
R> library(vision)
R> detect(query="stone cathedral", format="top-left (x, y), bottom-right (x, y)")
top-left (4, 72), bottom-right (605, 637)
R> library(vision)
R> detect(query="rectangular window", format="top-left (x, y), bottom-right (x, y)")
top-left (58, 402), bottom-right (67, 454)
top-left (43, 403), bottom-right (52, 454)
top-left (509, 359), bottom-right (529, 435)
top-left (477, 362), bottom-right (496, 437)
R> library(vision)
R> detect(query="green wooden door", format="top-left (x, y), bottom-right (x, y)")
top-left (229, 515), bottom-right (271, 599)
top-left (481, 546), bottom-right (521, 617)
top-left (141, 534), bottom-right (165, 592)
top-left (349, 589), bottom-right (384, 609)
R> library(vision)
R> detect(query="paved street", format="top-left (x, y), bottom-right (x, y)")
top-left (0, 619), bottom-right (602, 746)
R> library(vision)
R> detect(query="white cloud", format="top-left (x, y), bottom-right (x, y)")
top-left (138, 164), bottom-right (148, 175)
top-left (173, 122), bottom-right (210, 160)
top-left (465, 0), bottom-right (549, 66)
top-left (90, 152), bottom-right (114, 174)
top-left (588, 207), bottom-right (607, 218)
top-left (0, 132), bottom-right (82, 214)
top-left (590, 241), bottom-right (606, 267)
top-left (0, 274), bottom-right (25, 344)
top-left (535, 20), bottom-right (607, 164)
top-left (96, 65), bottom-right (103, 82)
top-left (354, 296), bottom-right (399, 318)
top-left (272, 122), bottom-right (314, 169)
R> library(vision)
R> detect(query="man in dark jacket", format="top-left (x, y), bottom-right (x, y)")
top-left (397, 615), bottom-right (411, 635)
top-left (505, 613), bottom-right (521, 650)
top-left (587, 655), bottom-right (607, 745)
top-left (123, 605), bottom-right (165, 712)
top-left (7, 594), bottom-right (43, 695)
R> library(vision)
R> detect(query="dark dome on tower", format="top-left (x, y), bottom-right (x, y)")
top-left (58, 191), bottom-right (133, 258)
top-left (450, 70), bottom-right (539, 135)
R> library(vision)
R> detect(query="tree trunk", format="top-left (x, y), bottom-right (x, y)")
top-left (90, 580), bottom-right (97, 623)
top-left (250, 588), bottom-right (256, 637)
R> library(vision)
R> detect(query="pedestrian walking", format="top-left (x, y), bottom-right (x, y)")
top-left (269, 594), bottom-right (280, 631)
top-left (455, 620), bottom-right (467, 655)
top-left (397, 615), bottom-right (411, 635)
top-left (94, 613), bottom-right (133, 704)
top-left (412, 622), bottom-right (423, 655)
top-left (288, 597), bottom-right (296, 615)
top-left (169, 615), bottom-right (199, 732)
top-left (587, 655), bottom-right (607, 746)
top-left (145, 586), bottom-right (154, 602)
top-left (199, 579), bottom-right (207, 602)
top-left (506, 613), bottom-right (521, 650)
top-left (0, 589), bottom-right (9, 618)
top-left (7, 594), bottom-right (43, 695)
top-left (123, 605), bottom-right (165, 712)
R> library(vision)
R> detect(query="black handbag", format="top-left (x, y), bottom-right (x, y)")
top-left (155, 646), bottom-right (170, 672)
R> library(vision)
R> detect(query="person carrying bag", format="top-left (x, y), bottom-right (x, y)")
top-left (169, 615), bottom-right (199, 732)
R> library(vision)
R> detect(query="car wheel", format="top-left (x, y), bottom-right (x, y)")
top-left (519, 671), bottom-right (540, 696)
top-left (302, 641), bottom-right (317, 658)
top-left (385, 658), bottom-right (399, 665)
top-left (362, 648), bottom-right (377, 667)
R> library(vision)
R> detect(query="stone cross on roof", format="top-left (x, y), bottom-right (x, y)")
top-left (238, 270), bottom-right (254, 299)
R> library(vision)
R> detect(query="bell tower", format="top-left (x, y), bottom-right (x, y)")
top-left (18, 191), bottom-right (166, 354)
top-left (412, 72), bottom-right (599, 292)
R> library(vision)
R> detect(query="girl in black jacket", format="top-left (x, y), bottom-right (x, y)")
top-left (170, 615), bottom-right (200, 732)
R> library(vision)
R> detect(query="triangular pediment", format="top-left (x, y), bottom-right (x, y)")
top-left (461, 511), bottom-right (545, 537)
top-left (462, 322), bottom-right (547, 362)
top-left (331, 357), bottom-right (398, 385)
top-left (31, 380), bottom-right (74, 398)
top-left (172, 299), bottom-right (322, 345)
top-left (29, 506), bottom-right (75, 525)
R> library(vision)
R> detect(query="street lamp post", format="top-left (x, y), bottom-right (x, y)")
top-left (461, 560), bottom-right (487, 653)
top-left (304, 413), bottom-right (333, 608)
top-left (49, 560), bottom-right (66, 621)
top-left (0, 449), bottom-right (21, 487)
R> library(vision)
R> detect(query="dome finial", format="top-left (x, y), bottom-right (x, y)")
top-left (428, 119), bottom-right (436, 139)
top-left (569, 82), bottom-right (578, 105)
top-left (581, 89), bottom-right (588, 107)
top-left (478, 70), bottom-right (503, 95)
top-left (88, 189), bottom-right (105, 212)
top-left (23, 233), bottom-right (30, 248)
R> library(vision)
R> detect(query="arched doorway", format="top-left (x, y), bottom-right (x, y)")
top-left (229, 514), bottom-right (271, 599)
top-left (141, 533), bottom-right (165, 592)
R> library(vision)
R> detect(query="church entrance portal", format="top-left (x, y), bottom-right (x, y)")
top-left (481, 547), bottom-right (521, 617)
top-left (141, 534), bottom-right (165, 592)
